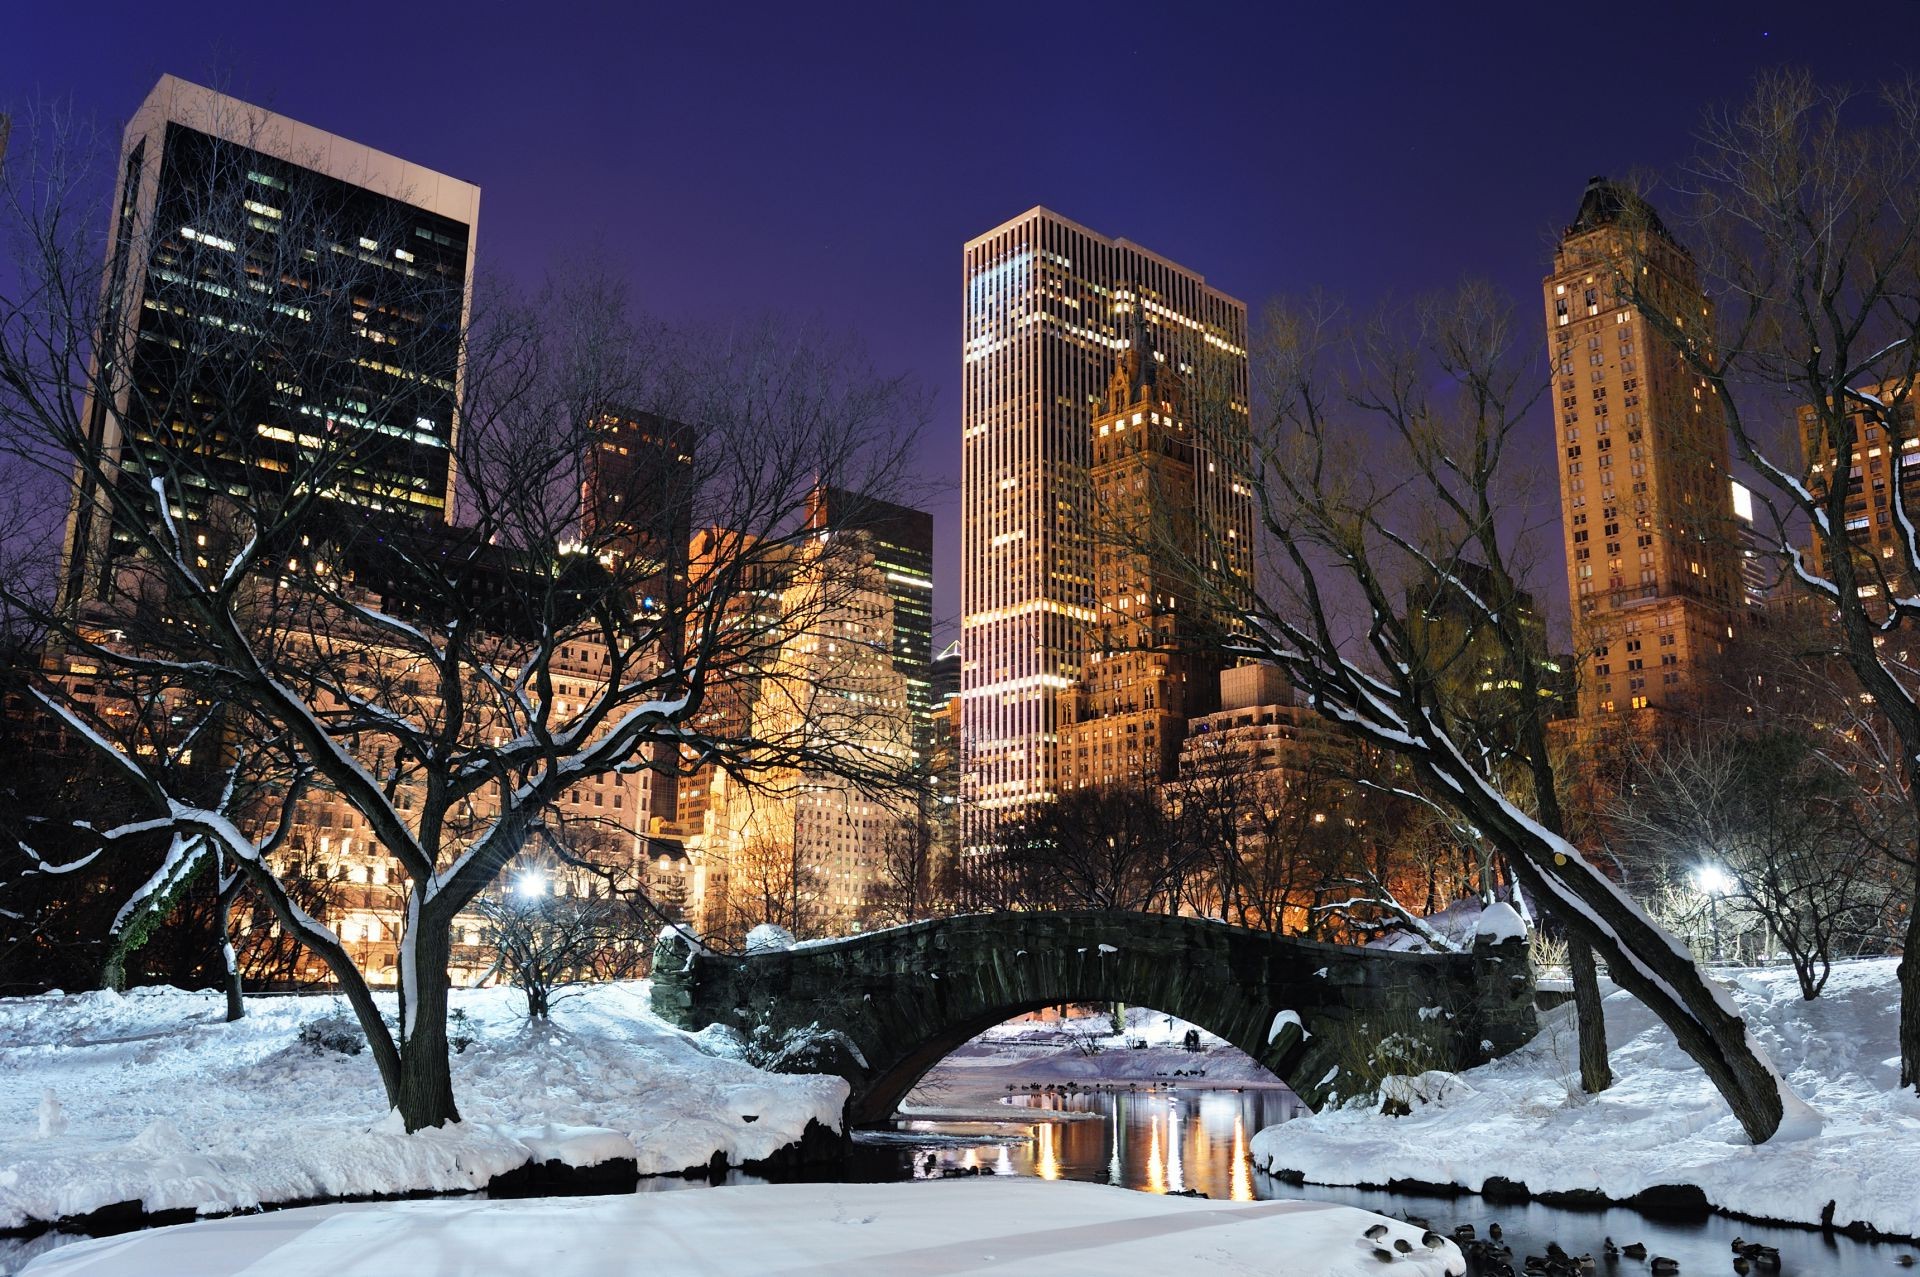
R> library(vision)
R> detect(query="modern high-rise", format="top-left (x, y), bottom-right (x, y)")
top-left (1059, 319), bottom-right (1248, 790)
top-left (65, 76), bottom-right (479, 603)
top-left (1546, 178), bottom-right (1740, 721)
top-left (581, 408), bottom-right (698, 831)
top-left (582, 409), bottom-right (696, 565)
top-left (806, 485), bottom-right (935, 772)
top-left (961, 208), bottom-right (1248, 850)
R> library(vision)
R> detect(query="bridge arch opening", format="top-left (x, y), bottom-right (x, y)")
top-left (856, 997), bottom-right (1294, 1127)
top-left (904, 1003), bottom-right (1288, 1107)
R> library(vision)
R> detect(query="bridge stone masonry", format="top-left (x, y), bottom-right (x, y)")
top-left (651, 910), bottom-right (1538, 1127)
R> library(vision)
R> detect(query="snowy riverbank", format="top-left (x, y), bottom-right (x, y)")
top-left (0, 982), bottom-right (845, 1232)
top-left (19, 1178), bottom-right (1465, 1276)
top-left (1251, 958), bottom-right (1920, 1238)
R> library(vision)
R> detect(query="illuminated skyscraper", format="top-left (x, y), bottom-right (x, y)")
top-left (806, 485), bottom-right (935, 772)
top-left (1546, 178), bottom-right (1740, 720)
top-left (65, 76), bottom-right (479, 603)
top-left (961, 208), bottom-right (1248, 848)
top-left (1059, 319), bottom-right (1249, 789)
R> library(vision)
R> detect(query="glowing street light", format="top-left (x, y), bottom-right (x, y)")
top-left (1693, 863), bottom-right (1736, 961)
top-left (1693, 864), bottom-right (1736, 897)
top-left (513, 870), bottom-right (547, 899)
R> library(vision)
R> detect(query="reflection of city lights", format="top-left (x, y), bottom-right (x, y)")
top-left (1166, 1102), bottom-right (1184, 1194)
top-left (1146, 1110), bottom-right (1165, 1194)
top-left (1108, 1102), bottom-right (1122, 1185)
top-left (1230, 1112), bottom-right (1255, 1202)
top-left (1036, 1122), bottom-right (1059, 1180)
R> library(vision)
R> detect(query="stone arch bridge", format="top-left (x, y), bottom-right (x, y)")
top-left (651, 910), bottom-right (1536, 1127)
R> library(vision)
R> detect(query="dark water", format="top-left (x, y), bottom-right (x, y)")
top-left (847, 1085), bottom-right (1910, 1277)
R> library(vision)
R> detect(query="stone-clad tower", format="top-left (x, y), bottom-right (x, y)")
top-left (1059, 314), bottom-right (1231, 789)
top-left (1546, 177), bottom-right (1741, 722)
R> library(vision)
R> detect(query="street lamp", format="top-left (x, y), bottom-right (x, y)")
top-left (513, 870), bottom-right (547, 899)
top-left (1692, 863), bottom-right (1734, 961)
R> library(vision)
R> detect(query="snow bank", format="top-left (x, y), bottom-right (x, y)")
top-left (0, 983), bottom-right (845, 1231)
top-left (21, 1179), bottom-right (1464, 1276)
top-left (1251, 959), bottom-right (1920, 1237)
top-left (743, 924), bottom-right (794, 954)
top-left (1471, 901), bottom-right (1526, 943)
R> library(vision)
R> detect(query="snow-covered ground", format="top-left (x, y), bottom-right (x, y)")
top-left (918, 1005), bottom-right (1286, 1091)
top-left (1252, 958), bottom-right (1920, 1238)
top-left (19, 1179), bottom-right (1465, 1276)
top-left (0, 983), bottom-right (844, 1231)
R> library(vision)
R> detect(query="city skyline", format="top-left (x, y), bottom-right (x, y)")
top-left (9, 4), bottom-right (1913, 648)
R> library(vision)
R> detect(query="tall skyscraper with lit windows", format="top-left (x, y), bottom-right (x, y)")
top-left (960, 208), bottom-right (1249, 852)
top-left (1546, 178), bottom-right (1740, 722)
top-left (64, 75), bottom-right (479, 604)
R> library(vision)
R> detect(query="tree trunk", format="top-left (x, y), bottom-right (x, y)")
top-left (1498, 848), bottom-right (1784, 1142)
top-left (217, 864), bottom-right (244, 1022)
top-left (1566, 936), bottom-right (1612, 1093)
top-left (221, 942), bottom-right (244, 1023)
top-left (1901, 902), bottom-right (1920, 1092)
top-left (395, 918), bottom-right (460, 1132)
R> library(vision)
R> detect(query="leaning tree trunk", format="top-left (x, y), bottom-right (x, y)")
top-left (1496, 846), bottom-right (1784, 1141)
top-left (394, 912), bottom-right (461, 1131)
top-left (1566, 936), bottom-right (1612, 1093)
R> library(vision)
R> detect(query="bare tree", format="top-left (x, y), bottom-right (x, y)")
top-left (477, 884), bottom-right (647, 1019)
top-left (1191, 282), bottom-right (1810, 1141)
top-left (997, 783), bottom-right (1197, 913)
top-left (0, 107), bottom-right (927, 1128)
top-left (1611, 724), bottom-right (1903, 999)
top-left (860, 798), bottom-right (948, 929)
top-left (1602, 70), bottom-right (1920, 1090)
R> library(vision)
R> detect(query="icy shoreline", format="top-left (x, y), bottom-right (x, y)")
top-left (0, 982), bottom-right (846, 1235)
top-left (1251, 959), bottom-right (1920, 1241)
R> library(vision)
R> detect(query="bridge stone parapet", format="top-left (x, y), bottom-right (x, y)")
top-left (653, 910), bottom-right (1535, 1126)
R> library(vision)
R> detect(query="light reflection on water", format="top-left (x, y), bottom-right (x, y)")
top-left (877, 1086), bottom-right (1911, 1275)
top-left (894, 1085), bottom-right (1303, 1202)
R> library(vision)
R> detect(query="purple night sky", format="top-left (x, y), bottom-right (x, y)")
top-left (7, 2), bottom-right (1915, 645)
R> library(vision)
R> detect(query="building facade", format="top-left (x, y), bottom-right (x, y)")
top-left (1798, 381), bottom-right (1917, 596)
top-left (1058, 319), bottom-right (1246, 790)
top-left (65, 77), bottom-right (479, 605)
top-left (960, 208), bottom-right (1248, 850)
top-left (806, 486), bottom-right (935, 774)
top-left (1546, 178), bottom-right (1741, 722)
top-left (707, 529), bottom-right (913, 937)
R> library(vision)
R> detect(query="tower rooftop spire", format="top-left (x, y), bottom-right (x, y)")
top-left (1568, 175), bottom-right (1674, 243)
top-left (1124, 294), bottom-right (1161, 399)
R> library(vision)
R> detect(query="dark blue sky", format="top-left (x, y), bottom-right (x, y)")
top-left (8, 2), bottom-right (1917, 642)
